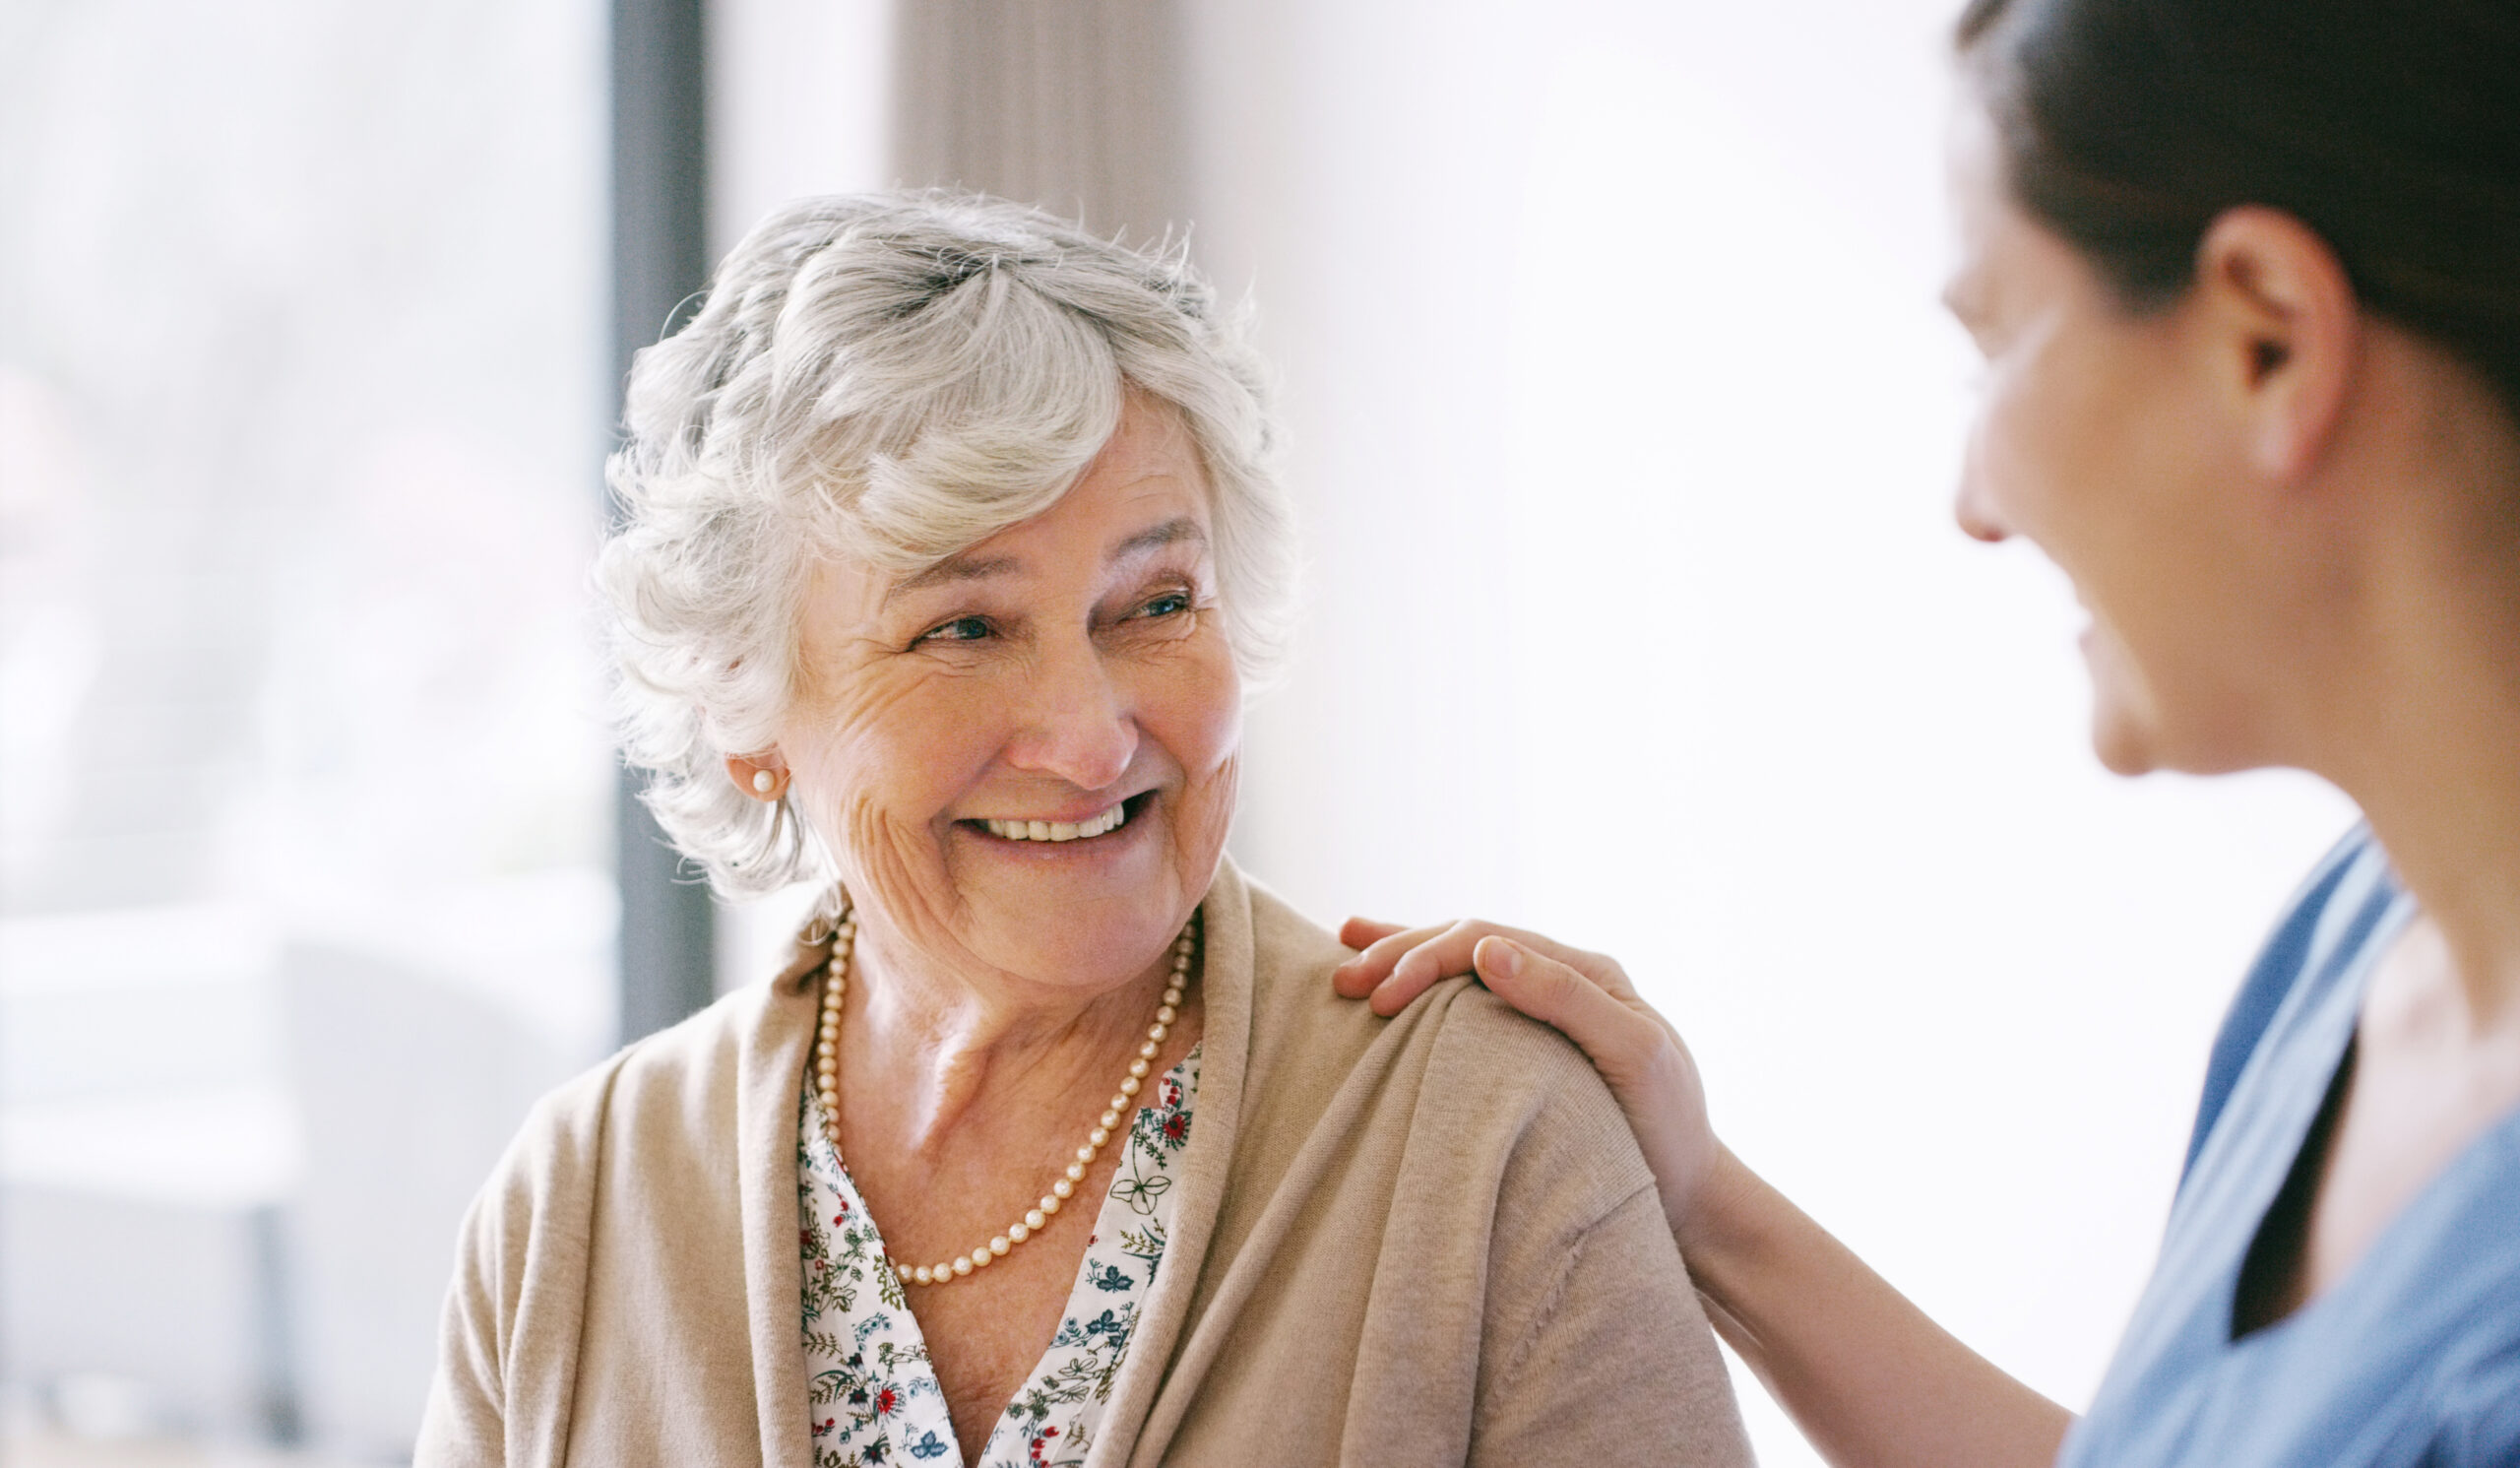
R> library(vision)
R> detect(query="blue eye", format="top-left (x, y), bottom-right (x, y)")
top-left (1141, 592), bottom-right (1192, 618)
top-left (919, 615), bottom-right (990, 643)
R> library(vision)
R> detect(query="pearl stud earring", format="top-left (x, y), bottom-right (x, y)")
top-left (752, 770), bottom-right (777, 796)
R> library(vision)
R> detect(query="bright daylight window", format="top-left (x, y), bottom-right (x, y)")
top-left (1, 0), bottom-right (612, 1458)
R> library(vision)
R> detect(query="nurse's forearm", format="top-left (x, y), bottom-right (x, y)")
top-left (1681, 1146), bottom-right (2073, 1468)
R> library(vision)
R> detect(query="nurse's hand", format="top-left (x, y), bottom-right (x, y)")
top-left (1332, 918), bottom-right (1732, 1242)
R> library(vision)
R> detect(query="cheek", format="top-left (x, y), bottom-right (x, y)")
top-left (1141, 638), bottom-right (1244, 845)
top-left (785, 669), bottom-right (1003, 852)
top-left (1153, 643), bottom-right (1242, 775)
top-left (1976, 321), bottom-right (2164, 570)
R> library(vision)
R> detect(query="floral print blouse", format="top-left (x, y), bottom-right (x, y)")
top-left (797, 1047), bottom-right (1200, 1468)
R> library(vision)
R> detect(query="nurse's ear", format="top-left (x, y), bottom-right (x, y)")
top-left (2191, 206), bottom-right (2361, 488)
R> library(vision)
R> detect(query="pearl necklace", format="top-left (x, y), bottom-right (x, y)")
top-left (812, 906), bottom-right (1197, 1288)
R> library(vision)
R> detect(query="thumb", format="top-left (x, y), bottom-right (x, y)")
top-left (1475, 935), bottom-right (1588, 1031)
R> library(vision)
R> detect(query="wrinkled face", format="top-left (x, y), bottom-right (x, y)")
top-left (1943, 99), bottom-right (2279, 776)
top-left (772, 395), bottom-right (1241, 996)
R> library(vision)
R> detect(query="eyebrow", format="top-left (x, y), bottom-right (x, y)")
top-left (883, 553), bottom-right (1021, 605)
top-left (1110, 516), bottom-right (1205, 561)
top-left (881, 516), bottom-right (1208, 606)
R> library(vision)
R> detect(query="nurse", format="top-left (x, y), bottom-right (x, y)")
top-left (1335, 0), bottom-right (2520, 1463)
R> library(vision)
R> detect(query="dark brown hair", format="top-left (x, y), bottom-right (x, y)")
top-left (1956, 0), bottom-right (2520, 419)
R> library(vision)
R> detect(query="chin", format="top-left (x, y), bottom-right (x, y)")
top-left (2089, 687), bottom-right (2260, 778)
top-left (968, 880), bottom-right (1197, 987)
top-left (2089, 713), bottom-right (2160, 777)
top-left (2080, 626), bottom-right (2168, 776)
top-left (925, 795), bottom-right (1229, 987)
top-left (2083, 636), bottom-right (2271, 778)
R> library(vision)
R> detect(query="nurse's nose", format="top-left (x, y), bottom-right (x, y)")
top-left (1952, 439), bottom-right (2011, 544)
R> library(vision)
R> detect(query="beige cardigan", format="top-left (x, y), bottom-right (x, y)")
top-left (416, 860), bottom-right (1749, 1467)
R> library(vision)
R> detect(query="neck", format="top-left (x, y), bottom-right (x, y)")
top-left (2309, 423), bottom-right (2520, 1033)
top-left (2335, 731), bottom-right (2520, 1036)
top-left (839, 912), bottom-right (1187, 1151)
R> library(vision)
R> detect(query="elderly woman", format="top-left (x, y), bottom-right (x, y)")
top-left (414, 194), bottom-right (1748, 1468)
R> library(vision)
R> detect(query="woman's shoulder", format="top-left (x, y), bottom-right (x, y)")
top-left (424, 976), bottom-right (804, 1462)
top-left (1232, 875), bottom-right (1653, 1226)
top-left (476, 973), bottom-right (805, 1210)
top-left (1161, 874), bottom-right (1736, 1468)
top-left (1239, 876), bottom-right (1606, 1076)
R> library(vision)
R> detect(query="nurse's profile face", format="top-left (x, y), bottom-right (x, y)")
top-left (1938, 98), bottom-right (2328, 780)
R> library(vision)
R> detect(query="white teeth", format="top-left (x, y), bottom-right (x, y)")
top-left (983, 802), bottom-right (1128, 842)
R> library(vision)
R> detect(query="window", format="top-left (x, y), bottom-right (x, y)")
top-left (2, 0), bottom-right (610, 1454)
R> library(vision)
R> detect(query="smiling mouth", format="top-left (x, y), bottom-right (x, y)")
top-left (970, 794), bottom-right (1147, 844)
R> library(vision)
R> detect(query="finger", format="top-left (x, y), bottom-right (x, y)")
top-left (1371, 919), bottom-right (1587, 1015)
top-left (1332, 923), bottom-right (1447, 997)
top-left (1360, 927), bottom-right (1467, 1011)
top-left (1365, 921), bottom-right (1511, 1015)
top-left (1390, 914), bottom-right (1623, 992)
top-left (1473, 936), bottom-right (1663, 1078)
top-left (1384, 920), bottom-right (1502, 991)
top-left (1368, 965), bottom-right (1443, 1016)
top-left (1337, 916), bottom-right (1411, 951)
top-left (1389, 920), bottom-right (1624, 993)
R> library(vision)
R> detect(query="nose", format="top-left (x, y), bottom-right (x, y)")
top-left (1004, 638), bottom-right (1139, 793)
top-left (1952, 438), bottom-right (2010, 544)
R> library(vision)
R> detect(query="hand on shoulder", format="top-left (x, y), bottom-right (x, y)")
top-left (1331, 917), bottom-right (1729, 1244)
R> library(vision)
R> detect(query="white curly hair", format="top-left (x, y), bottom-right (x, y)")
top-left (595, 192), bottom-right (1296, 899)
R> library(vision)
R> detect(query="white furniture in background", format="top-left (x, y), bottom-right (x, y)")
top-left (1, 898), bottom-right (598, 1458)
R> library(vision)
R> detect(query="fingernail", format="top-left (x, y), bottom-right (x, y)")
top-left (1482, 939), bottom-right (1521, 980)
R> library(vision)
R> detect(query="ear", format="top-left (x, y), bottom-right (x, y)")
top-left (726, 749), bottom-right (790, 801)
top-left (2192, 206), bottom-right (2361, 485)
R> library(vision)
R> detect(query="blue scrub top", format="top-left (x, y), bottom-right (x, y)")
top-left (2061, 830), bottom-right (2520, 1467)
